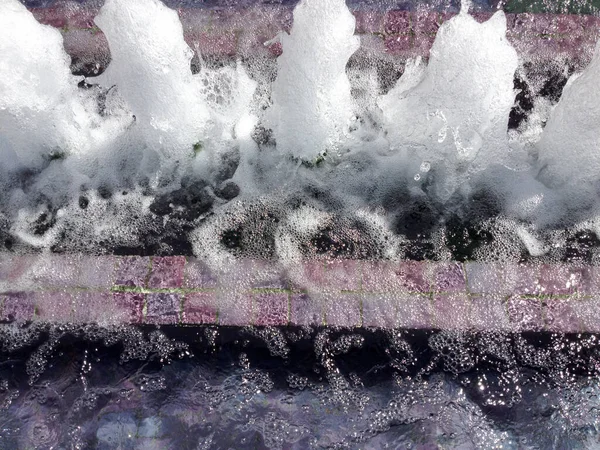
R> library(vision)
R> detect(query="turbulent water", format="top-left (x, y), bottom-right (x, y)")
top-left (1, 325), bottom-right (600, 449)
top-left (4, 2), bottom-right (600, 448)
top-left (0, 0), bottom-right (600, 263)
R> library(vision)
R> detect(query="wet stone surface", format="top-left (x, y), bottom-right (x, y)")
top-left (0, 255), bottom-right (600, 332)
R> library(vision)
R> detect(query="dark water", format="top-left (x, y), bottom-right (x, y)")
top-left (1, 324), bottom-right (600, 449)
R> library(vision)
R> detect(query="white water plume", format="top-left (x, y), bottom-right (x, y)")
top-left (0, 0), bottom-right (123, 169)
top-left (1, 0), bottom-right (600, 262)
top-left (266, 0), bottom-right (360, 161)
top-left (379, 6), bottom-right (519, 200)
top-left (94, 0), bottom-right (211, 160)
top-left (538, 41), bottom-right (600, 191)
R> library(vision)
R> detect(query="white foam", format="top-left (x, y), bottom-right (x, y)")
top-left (516, 226), bottom-right (548, 257)
top-left (0, 0), bottom-right (114, 167)
top-left (266, 0), bottom-right (360, 161)
top-left (379, 8), bottom-right (518, 200)
top-left (93, 0), bottom-right (210, 159)
top-left (538, 42), bottom-right (600, 190)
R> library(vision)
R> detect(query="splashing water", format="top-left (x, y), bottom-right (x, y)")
top-left (94, 0), bottom-right (210, 160)
top-left (378, 5), bottom-right (518, 200)
top-left (3, 1), bottom-right (600, 447)
top-left (266, 0), bottom-right (360, 161)
top-left (0, 0), bottom-right (600, 262)
top-left (538, 40), bottom-right (600, 190)
top-left (0, 0), bottom-right (124, 168)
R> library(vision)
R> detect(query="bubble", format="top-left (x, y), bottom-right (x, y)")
top-left (266, 0), bottom-right (359, 161)
top-left (0, 0), bottom-right (600, 267)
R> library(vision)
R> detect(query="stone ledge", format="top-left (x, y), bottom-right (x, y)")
top-left (27, 6), bottom-right (600, 75)
top-left (1, 254), bottom-right (599, 332)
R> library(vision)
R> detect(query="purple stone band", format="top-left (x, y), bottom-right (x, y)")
top-left (27, 5), bottom-right (600, 75)
top-left (1, 254), bottom-right (599, 332)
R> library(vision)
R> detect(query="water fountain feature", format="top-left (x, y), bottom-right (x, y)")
top-left (1, 0), bottom-right (599, 259)
top-left (2, 0), bottom-right (600, 447)
top-left (379, 1), bottom-right (519, 200)
top-left (267, 0), bottom-right (359, 160)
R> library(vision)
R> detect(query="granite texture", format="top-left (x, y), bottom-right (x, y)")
top-left (26, 4), bottom-right (600, 75)
top-left (1, 254), bottom-right (599, 331)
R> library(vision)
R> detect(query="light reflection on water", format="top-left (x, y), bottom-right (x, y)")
top-left (0, 324), bottom-right (599, 449)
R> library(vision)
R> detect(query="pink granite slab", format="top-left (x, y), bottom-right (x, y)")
top-left (147, 257), bottom-right (186, 289)
top-left (323, 259), bottom-right (361, 291)
top-left (145, 293), bottom-right (181, 325)
top-left (465, 262), bottom-right (507, 295)
top-left (412, 10), bottom-right (441, 36)
top-left (384, 10), bottom-right (411, 35)
top-left (28, 255), bottom-right (81, 289)
top-left (0, 292), bottom-right (35, 323)
top-left (395, 294), bottom-right (434, 329)
top-left (571, 297), bottom-right (600, 333)
top-left (289, 292), bottom-right (323, 326)
top-left (34, 291), bottom-right (74, 323)
top-left (222, 259), bottom-right (289, 290)
top-left (183, 258), bottom-right (219, 289)
top-left (544, 296), bottom-right (581, 333)
top-left (470, 294), bottom-right (511, 331)
top-left (2, 253), bottom-right (600, 331)
top-left (217, 292), bottom-right (253, 326)
top-left (325, 293), bottom-right (362, 328)
top-left (506, 296), bottom-right (543, 331)
top-left (76, 255), bottom-right (117, 289)
top-left (72, 291), bottom-right (114, 324)
top-left (182, 292), bottom-right (218, 325)
top-left (433, 262), bottom-right (466, 293)
top-left (384, 34), bottom-right (414, 55)
top-left (354, 10), bottom-right (384, 34)
top-left (431, 293), bottom-right (471, 330)
top-left (362, 292), bottom-right (398, 328)
top-left (254, 292), bottom-right (289, 326)
top-left (505, 264), bottom-right (543, 296)
top-left (115, 257), bottom-right (151, 288)
top-left (362, 260), bottom-right (430, 293)
top-left (538, 264), bottom-right (584, 295)
top-left (112, 292), bottom-right (145, 324)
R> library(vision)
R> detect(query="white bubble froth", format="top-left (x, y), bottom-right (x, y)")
top-left (0, 0), bottom-right (599, 265)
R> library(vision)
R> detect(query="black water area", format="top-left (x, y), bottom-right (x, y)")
top-left (4, 189), bottom-right (600, 264)
top-left (1, 324), bottom-right (600, 448)
top-left (3, 168), bottom-right (600, 263)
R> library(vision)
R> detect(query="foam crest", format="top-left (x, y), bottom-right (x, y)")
top-left (0, 0), bottom-right (105, 167)
top-left (266, 0), bottom-right (360, 161)
top-left (379, 8), bottom-right (518, 200)
top-left (538, 41), bottom-right (600, 190)
top-left (94, 0), bottom-right (210, 159)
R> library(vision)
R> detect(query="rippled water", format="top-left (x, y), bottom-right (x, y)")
top-left (1, 324), bottom-right (600, 449)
